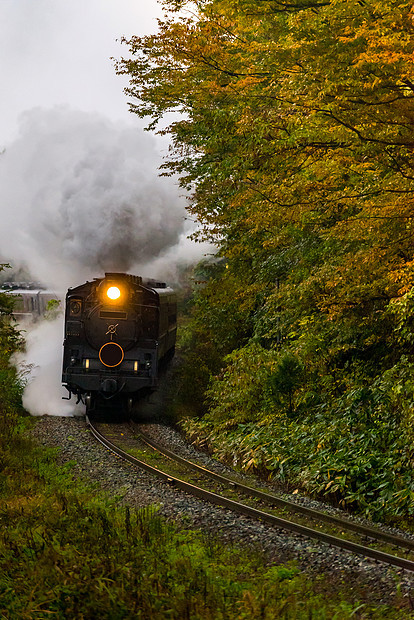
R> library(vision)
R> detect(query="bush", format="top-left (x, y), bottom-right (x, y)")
top-left (182, 368), bottom-right (414, 522)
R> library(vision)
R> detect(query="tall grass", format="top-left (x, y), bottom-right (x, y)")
top-left (0, 416), bottom-right (411, 618)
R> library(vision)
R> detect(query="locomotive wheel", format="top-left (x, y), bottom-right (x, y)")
top-left (120, 396), bottom-right (134, 417)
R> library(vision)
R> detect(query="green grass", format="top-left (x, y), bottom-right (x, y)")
top-left (0, 418), bottom-right (411, 619)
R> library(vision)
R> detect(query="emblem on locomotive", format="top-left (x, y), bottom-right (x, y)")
top-left (99, 341), bottom-right (124, 368)
top-left (106, 324), bottom-right (118, 340)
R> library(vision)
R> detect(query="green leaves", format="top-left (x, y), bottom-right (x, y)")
top-left (182, 387), bottom-right (414, 520)
top-left (267, 352), bottom-right (305, 414)
top-left (122, 1), bottom-right (414, 521)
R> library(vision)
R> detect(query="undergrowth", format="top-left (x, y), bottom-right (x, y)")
top-left (178, 342), bottom-right (414, 526)
top-left (0, 416), bottom-right (410, 618)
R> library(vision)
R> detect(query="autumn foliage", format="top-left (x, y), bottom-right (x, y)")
top-left (118, 1), bottom-right (414, 519)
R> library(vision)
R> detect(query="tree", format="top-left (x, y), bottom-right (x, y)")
top-left (118, 0), bottom-right (414, 408)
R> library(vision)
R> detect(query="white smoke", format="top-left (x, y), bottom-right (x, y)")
top-left (12, 317), bottom-right (80, 417)
top-left (0, 106), bottom-right (188, 289)
top-left (145, 229), bottom-right (215, 282)
top-left (2, 106), bottom-right (213, 416)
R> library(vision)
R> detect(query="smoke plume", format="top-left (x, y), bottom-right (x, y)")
top-left (3, 106), bottom-right (211, 416)
top-left (0, 106), bottom-right (188, 288)
top-left (13, 318), bottom-right (82, 417)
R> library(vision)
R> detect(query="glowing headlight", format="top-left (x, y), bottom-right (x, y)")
top-left (107, 286), bottom-right (121, 300)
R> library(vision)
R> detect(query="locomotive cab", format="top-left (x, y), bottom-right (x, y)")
top-left (62, 273), bottom-right (176, 413)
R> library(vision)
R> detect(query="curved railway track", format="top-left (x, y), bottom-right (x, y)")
top-left (86, 416), bottom-right (414, 573)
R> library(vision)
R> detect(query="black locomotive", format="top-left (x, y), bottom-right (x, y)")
top-left (62, 272), bottom-right (177, 413)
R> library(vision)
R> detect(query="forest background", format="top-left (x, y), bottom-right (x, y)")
top-left (118, 0), bottom-right (414, 522)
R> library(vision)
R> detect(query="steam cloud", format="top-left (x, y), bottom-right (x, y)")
top-left (13, 318), bottom-right (83, 417)
top-left (4, 106), bottom-right (212, 416)
top-left (0, 106), bottom-right (188, 288)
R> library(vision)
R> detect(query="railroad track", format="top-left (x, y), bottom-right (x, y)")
top-left (86, 415), bottom-right (414, 573)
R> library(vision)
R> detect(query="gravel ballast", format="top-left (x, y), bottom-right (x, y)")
top-left (29, 414), bottom-right (414, 607)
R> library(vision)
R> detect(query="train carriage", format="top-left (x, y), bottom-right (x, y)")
top-left (0, 286), bottom-right (60, 320)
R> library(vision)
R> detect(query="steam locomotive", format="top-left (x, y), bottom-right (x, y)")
top-left (62, 273), bottom-right (177, 413)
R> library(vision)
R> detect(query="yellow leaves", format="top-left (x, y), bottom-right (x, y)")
top-left (122, 0), bottom-right (414, 321)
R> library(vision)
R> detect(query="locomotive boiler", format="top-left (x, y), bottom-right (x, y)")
top-left (62, 272), bottom-right (177, 413)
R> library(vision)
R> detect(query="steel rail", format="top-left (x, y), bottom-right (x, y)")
top-left (86, 417), bottom-right (414, 573)
top-left (136, 425), bottom-right (414, 553)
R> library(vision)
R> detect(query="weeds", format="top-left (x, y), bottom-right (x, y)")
top-left (0, 419), bottom-right (410, 618)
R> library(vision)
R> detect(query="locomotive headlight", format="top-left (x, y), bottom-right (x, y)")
top-left (107, 286), bottom-right (121, 300)
top-left (98, 276), bottom-right (129, 305)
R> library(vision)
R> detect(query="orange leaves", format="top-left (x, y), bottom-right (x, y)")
top-left (120, 0), bottom-right (414, 342)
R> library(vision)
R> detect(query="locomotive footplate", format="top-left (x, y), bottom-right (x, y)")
top-left (64, 370), bottom-right (158, 394)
